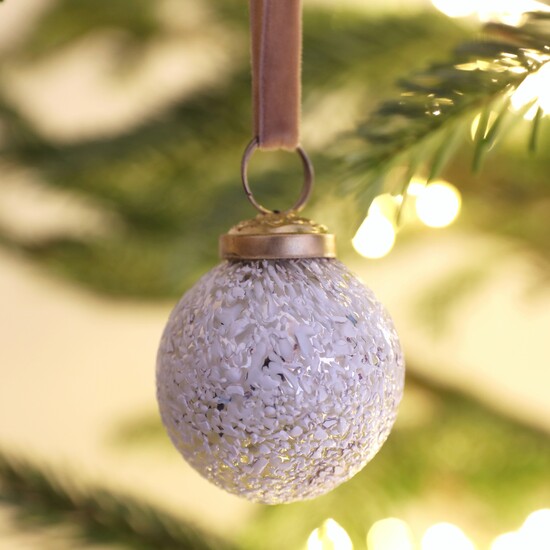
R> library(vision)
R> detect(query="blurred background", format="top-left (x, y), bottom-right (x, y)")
top-left (0, 0), bottom-right (549, 549)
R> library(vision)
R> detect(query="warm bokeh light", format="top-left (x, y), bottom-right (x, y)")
top-left (352, 213), bottom-right (396, 259)
top-left (432, 0), bottom-right (550, 24)
top-left (519, 509), bottom-right (550, 549)
top-left (535, 66), bottom-right (550, 114)
top-left (367, 518), bottom-right (415, 550)
top-left (421, 523), bottom-right (476, 550)
top-left (477, 0), bottom-right (550, 26)
top-left (511, 62), bottom-right (550, 119)
top-left (431, 0), bottom-right (477, 18)
top-left (308, 512), bottom-right (550, 550)
top-left (307, 519), bottom-right (353, 550)
top-left (415, 181), bottom-right (462, 228)
top-left (490, 532), bottom-right (522, 550)
top-left (406, 180), bottom-right (427, 197)
top-left (352, 179), bottom-right (462, 258)
top-left (369, 193), bottom-right (400, 220)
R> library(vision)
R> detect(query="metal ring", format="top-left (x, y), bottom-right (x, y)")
top-left (241, 137), bottom-right (314, 214)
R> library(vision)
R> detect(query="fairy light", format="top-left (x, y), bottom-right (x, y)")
top-left (307, 529), bottom-right (325, 550)
top-left (415, 181), bottom-right (461, 228)
top-left (510, 62), bottom-right (550, 119)
top-left (352, 179), bottom-right (462, 258)
top-left (367, 518), bottom-right (415, 550)
top-left (352, 213), bottom-right (396, 259)
top-left (431, 0), bottom-right (477, 18)
top-left (477, 0), bottom-right (549, 26)
top-left (369, 193), bottom-right (400, 219)
top-left (406, 180), bottom-right (426, 197)
top-left (431, 0), bottom-right (550, 24)
top-left (352, 192), bottom-right (400, 259)
top-left (519, 509), bottom-right (550, 549)
top-left (490, 532), bottom-right (522, 550)
top-left (421, 523), bottom-right (476, 550)
top-left (307, 519), bottom-right (353, 550)
top-left (306, 509), bottom-right (550, 550)
top-left (533, 66), bottom-right (550, 114)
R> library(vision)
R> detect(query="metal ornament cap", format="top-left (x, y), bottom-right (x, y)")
top-left (219, 212), bottom-right (336, 260)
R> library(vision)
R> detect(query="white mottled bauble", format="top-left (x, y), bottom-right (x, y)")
top-left (156, 258), bottom-right (404, 504)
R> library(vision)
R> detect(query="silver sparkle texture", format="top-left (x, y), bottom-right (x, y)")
top-left (156, 259), bottom-right (405, 504)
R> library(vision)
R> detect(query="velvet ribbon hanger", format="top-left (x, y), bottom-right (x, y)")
top-left (249, 0), bottom-right (302, 151)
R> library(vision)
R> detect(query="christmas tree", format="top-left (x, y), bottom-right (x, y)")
top-left (0, 0), bottom-right (549, 548)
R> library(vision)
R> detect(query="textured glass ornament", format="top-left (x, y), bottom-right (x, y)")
top-left (155, 0), bottom-right (405, 506)
top-left (156, 256), bottom-right (405, 504)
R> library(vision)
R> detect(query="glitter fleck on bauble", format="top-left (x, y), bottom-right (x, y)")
top-left (156, 258), bottom-right (404, 504)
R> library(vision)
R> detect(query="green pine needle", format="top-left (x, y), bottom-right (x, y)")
top-left (0, 450), bottom-right (236, 550)
top-left (347, 13), bottom-right (550, 200)
top-left (529, 106), bottom-right (544, 152)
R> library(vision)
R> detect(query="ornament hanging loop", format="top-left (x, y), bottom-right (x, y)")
top-left (241, 137), bottom-right (314, 214)
top-left (222, 0), bottom-right (334, 261)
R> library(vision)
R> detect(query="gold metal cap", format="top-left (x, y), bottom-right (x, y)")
top-left (219, 212), bottom-right (336, 260)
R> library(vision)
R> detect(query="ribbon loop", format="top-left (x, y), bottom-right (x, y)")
top-left (250, 0), bottom-right (302, 151)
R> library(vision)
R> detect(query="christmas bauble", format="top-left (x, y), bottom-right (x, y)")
top-left (156, 257), bottom-right (404, 504)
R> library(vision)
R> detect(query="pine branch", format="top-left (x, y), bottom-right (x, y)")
top-left (0, 10), bottom-right (468, 297)
top-left (346, 13), bottom-right (550, 206)
top-left (0, 450), bottom-right (236, 550)
top-left (1, 4), bottom-right (549, 295)
top-left (13, 0), bottom-right (162, 62)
